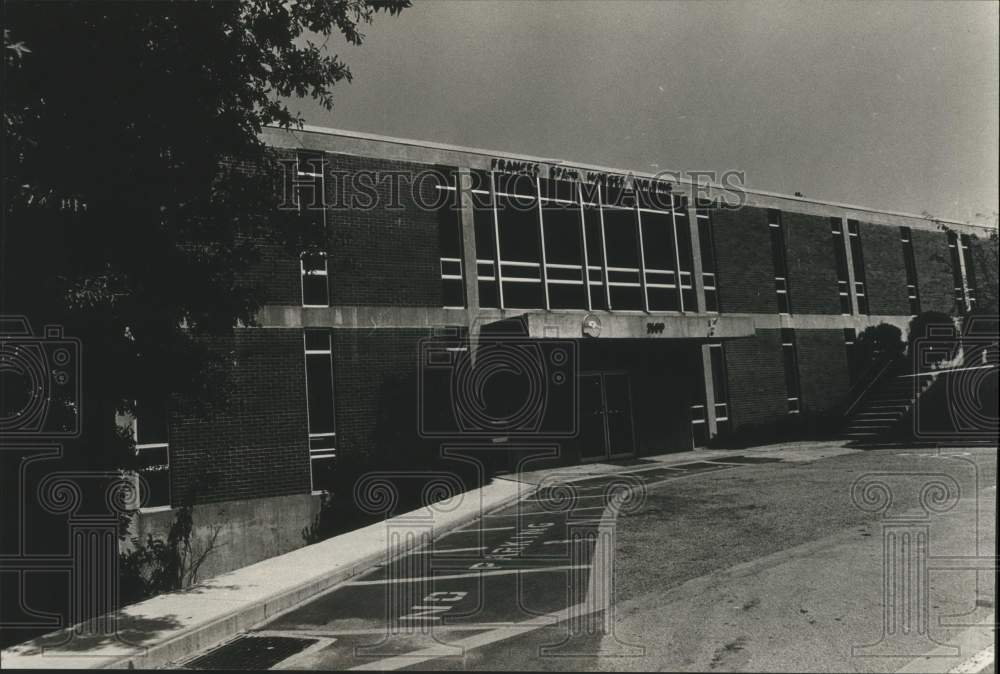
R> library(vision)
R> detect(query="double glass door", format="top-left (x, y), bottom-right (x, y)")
top-left (579, 372), bottom-right (636, 462)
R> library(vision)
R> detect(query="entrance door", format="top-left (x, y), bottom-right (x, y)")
top-left (578, 372), bottom-right (636, 462)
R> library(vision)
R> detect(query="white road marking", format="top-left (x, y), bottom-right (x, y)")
top-left (348, 602), bottom-right (596, 671)
top-left (409, 546), bottom-right (487, 554)
top-left (523, 494), bottom-right (609, 502)
top-left (542, 538), bottom-right (596, 545)
top-left (344, 564), bottom-right (591, 586)
top-left (948, 645), bottom-right (994, 674)
top-left (486, 506), bottom-right (608, 517)
top-left (455, 525), bottom-right (515, 532)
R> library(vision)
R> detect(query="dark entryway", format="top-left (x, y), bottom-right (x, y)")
top-left (579, 371), bottom-right (636, 462)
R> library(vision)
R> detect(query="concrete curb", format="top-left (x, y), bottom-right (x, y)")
top-left (1, 478), bottom-right (530, 670)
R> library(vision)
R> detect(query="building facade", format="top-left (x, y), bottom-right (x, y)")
top-left (132, 126), bottom-right (999, 573)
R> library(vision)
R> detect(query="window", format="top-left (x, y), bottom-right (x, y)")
top-left (847, 220), bottom-right (868, 314)
top-left (947, 232), bottom-right (964, 311)
top-left (698, 207), bottom-right (720, 312)
top-left (583, 204), bottom-right (609, 310)
top-left (291, 150), bottom-right (326, 212)
top-left (304, 330), bottom-right (336, 492)
top-left (900, 227), bottom-right (920, 314)
top-left (134, 400), bottom-right (170, 508)
top-left (768, 210), bottom-right (791, 314)
top-left (540, 179), bottom-right (587, 309)
top-left (710, 343), bottom-right (730, 434)
top-left (831, 218), bottom-right (852, 314)
top-left (496, 191), bottom-right (545, 309)
top-left (300, 252), bottom-right (329, 307)
top-left (781, 329), bottom-right (801, 413)
top-left (472, 170), bottom-right (500, 309)
top-left (603, 201), bottom-right (644, 310)
top-left (674, 196), bottom-right (696, 311)
top-left (844, 328), bottom-right (858, 385)
top-left (435, 167), bottom-right (465, 308)
top-left (961, 234), bottom-right (978, 311)
top-left (639, 209), bottom-right (679, 311)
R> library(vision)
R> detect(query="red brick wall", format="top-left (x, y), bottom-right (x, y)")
top-left (712, 206), bottom-right (778, 314)
top-left (796, 329), bottom-right (851, 415)
top-left (860, 222), bottom-right (910, 316)
top-left (168, 328), bottom-right (311, 505)
top-left (331, 328), bottom-right (435, 460)
top-left (723, 330), bottom-right (788, 430)
top-left (911, 228), bottom-right (956, 314)
top-left (784, 212), bottom-right (841, 315)
top-left (966, 232), bottom-right (999, 313)
top-left (324, 154), bottom-right (443, 307)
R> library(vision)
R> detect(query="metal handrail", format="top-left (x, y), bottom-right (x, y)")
top-left (843, 355), bottom-right (898, 417)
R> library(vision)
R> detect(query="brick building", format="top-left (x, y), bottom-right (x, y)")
top-left (132, 126), bottom-right (998, 573)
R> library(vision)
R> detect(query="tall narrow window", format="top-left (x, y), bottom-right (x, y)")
top-left (900, 227), bottom-right (921, 314)
top-left (495, 173), bottom-right (545, 309)
top-left (583, 200), bottom-right (609, 310)
top-left (292, 150), bottom-right (326, 213)
top-left (472, 170), bottom-right (499, 309)
top-left (844, 328), bottom-right (858, 385)
top-left (301, 252), bottom-right (329, 307)
top-left (710, 343), bottom-right (730, 434)
top-left (640, 208), bottom-right (679, 311)
top-left (847, 220), bottom-right (868, 314)
top-left (134, 400), bottom-right (170, 508)
top-left (781, 329), bottom-right (801, 414)
top-left (698, 206), bottom-right (720, 312)
top-left (540, 178), bottom-right (587, 309)
top-left (674, 195), bottom-right (696, 311)
top-left (435, 167), bottom-right (464, 308)
top-left (947, 232), bottom-right (966, 312)
top-left (960, 234), bottom-right (978, 311)
top-left (768, 210), bottom-right (791, 314)
top-left (603, 192), bottom-right (644, 310)
top-left (831, 218), bottom-right (851, 314)
top-left (304, 330), bottom-right (336, 492)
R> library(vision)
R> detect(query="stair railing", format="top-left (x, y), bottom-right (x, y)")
top-left (843, 353), bottom-right (899, 418)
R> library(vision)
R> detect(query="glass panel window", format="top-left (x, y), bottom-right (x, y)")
top-left (304, 330), bottom-right (336, 491)
top-left (602, 206), bottom-right (643, 310)
top-left (847, 220), bottom-right (868, 315)
top-left (831, 218), bottom-right (852, 314)
top-left (583, 205), bottom-right (609, 310)
top-left (474, 183), bottom-right (499, 309)
top-left (301, 252), bottom-right (329, 307)
top-left (541, 200), bottom-right (587, 309)
top-left (900, 227), bottom-right (920, 314)
top-left (781, 329), bottom-right (801, 414)
top-left (961, 234), bottom-right (977, 310)
top-left (769, 210), bottom-right (791, 314)
top-left (698, 211), bottom-right (719, 312)
top-left (675, 196), bottom-right (696, 311)
top-left (640, 210), bottom-right (679, 311)
top-left (436, 167), bottom-right (464, 308)
top-left (134, 400), bottom-right (170, 508)
top-left (496, 191), bottom-right (544, 309)
top-left (710, 343), bottom-right (730, 434)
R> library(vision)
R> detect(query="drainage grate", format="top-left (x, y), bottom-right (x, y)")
top-left (184, 635), bottom-right (316, 670)
top-left (707, 455), bottom-right (782, 465)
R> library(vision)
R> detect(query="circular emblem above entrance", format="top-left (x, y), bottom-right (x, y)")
top-left (582, 313), bottom-right (602, 338)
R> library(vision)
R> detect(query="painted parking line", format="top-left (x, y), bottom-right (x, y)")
top-left (344, 565), bottom-right (592, 586)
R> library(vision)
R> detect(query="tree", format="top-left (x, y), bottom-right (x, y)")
top-left (2, 1), bottom-right (409, 477)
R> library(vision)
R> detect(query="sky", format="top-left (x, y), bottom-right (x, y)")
top-left (289, 0), bottom-right (999, 225)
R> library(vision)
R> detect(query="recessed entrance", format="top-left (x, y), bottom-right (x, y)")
top-left (579, 371), bottom-right (636, 462)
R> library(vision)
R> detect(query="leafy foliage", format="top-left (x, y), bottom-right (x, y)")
top-left (2, 0), bottom-right (408, 475)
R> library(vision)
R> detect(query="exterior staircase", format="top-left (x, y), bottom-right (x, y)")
top-left (841, 357), bottom-right (932, 443)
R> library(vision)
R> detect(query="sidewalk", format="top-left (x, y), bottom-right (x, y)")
top-left (1, 441), bottom-right (857, 669)
top-left (1, 478), bottom-right (527, 670)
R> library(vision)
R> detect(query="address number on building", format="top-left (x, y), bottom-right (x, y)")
top-left (647, 322), bottom-right (665, 335)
